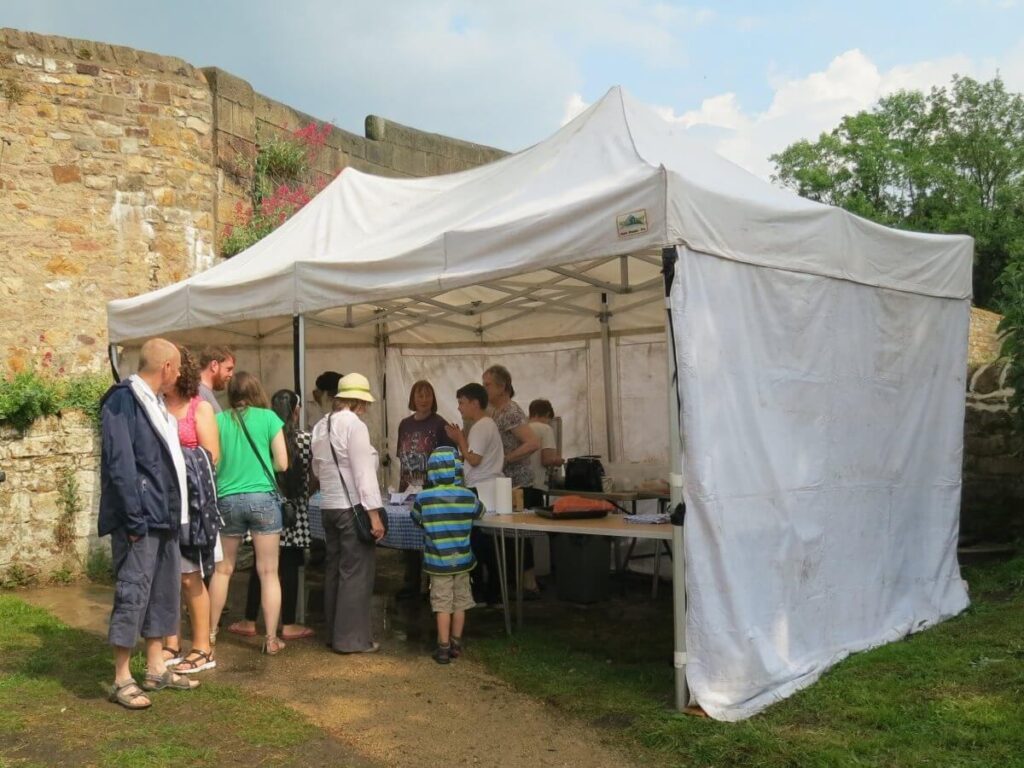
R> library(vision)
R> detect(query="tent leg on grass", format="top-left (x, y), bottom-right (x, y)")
top-left (663, 246), bottom-right (690, 711)
top-left (600, 292), bottom-right (616, 461)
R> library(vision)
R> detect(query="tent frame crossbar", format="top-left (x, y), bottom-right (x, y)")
top-left (292, 253), bottom-right (661, 341)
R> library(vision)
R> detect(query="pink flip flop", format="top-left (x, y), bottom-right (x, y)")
top-left (281, 627), bottom-right (315, 640)
top-left (227, 622), bottom-right (257, 637)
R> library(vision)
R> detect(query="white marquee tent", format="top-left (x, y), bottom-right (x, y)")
top-left (107, 87), bottom-right (973, 720)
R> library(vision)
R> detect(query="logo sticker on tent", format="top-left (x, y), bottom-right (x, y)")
top-left (616, 209), bottom-right (648, 238)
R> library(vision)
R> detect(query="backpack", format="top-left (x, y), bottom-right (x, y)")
top-left (179, 445), bottom-right (221, 572)
top-left (564, 455), bottom-right (605, 492)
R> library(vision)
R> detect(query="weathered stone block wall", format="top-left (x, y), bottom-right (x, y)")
top-left (1, 29), bottom-right (506, 376)
top-left (0, 28), bottom-right (216, 375)
top-left (0, 28), bottom-right (507, 575)
top-left (962, 359), bottom-right (1024, 541)
top-left (0, 412), bottom-right (100, 583)
top-left (206, 66), bottom-right (506, 248)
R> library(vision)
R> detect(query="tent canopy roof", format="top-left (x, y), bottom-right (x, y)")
top-left (107, 86), bottom-right (973, 346)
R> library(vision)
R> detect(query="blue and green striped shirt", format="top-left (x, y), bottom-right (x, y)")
top-left (411, 447), bottom-right (485, 575)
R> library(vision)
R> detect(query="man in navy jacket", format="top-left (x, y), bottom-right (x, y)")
top-left (100, 338), bottom-right (199, 709)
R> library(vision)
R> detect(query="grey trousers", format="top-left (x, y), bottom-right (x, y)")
top-left (108, 527), bottom-right (181, 649)
top-left (322, 508), bottom-right (376, 652)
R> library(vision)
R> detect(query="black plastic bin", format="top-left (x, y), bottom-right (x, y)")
top-left (551, 533), bottom-right (611, 604)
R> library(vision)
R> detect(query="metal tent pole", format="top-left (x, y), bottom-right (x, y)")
top-left (662, 246), bottom-right (690, 711)
top-left (376, 317), bottom-right (391, 482)
top-left (293, 315), bottom-right (306, 427)
top-left (108, 343), bottom-right (122, 383)
top-left (599, 292), bottom-right (616, 462)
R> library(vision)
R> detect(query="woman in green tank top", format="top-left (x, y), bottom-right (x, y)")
top-left (207, 372), bottom-right (290, 656)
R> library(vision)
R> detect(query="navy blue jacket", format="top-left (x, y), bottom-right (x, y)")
top-left (98, 381), bottom-right (183, 538)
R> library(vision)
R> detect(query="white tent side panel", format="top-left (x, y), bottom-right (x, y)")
top-left (672, 247), bottom-right (970, 721)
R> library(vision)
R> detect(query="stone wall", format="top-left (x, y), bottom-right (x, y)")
top-left (0, 412), bottom-right (99, 584)
top-left (206, 66), bottom-right (506, 249)
top-left (0, 28), bottom-right (507, 581)
top-left (0, 28), bottom-right (217, 375)
top-left (962, 360), bottom-right (1024, 541)
top-left (0, 28), bottom-right (506, 376)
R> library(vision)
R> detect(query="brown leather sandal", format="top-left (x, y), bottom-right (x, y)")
top-left (174, 649), bottom-right (216, 674)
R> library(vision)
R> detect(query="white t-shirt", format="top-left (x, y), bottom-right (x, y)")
top-left (464, 416), bottom-right (504, 489)
top-left (527, 421), bottom-right (556, 489)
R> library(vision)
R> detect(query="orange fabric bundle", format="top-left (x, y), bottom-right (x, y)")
top-left (552, 496), bottom-right (615, 515)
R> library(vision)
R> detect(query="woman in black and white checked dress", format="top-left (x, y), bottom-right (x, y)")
top-left (231, 393), bottom-right (316, 640)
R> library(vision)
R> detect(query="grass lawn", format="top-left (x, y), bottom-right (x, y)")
top-left (473, 556), bottom-right (1024, 768)
top-left (0, 596), bottom-right (364, 768)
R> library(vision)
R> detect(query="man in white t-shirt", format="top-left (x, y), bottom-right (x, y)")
top-left (444, 383), bottom-right (504, 489)
top-left (445, 381), bottom-right (506, 605)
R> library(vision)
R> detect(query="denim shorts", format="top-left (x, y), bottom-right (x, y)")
top-left (218, 492), bottom-right (282, 537)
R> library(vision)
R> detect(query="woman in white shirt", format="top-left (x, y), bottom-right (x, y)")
top-left (525, 398), bottom-right (564, 508)
top-left (310, 373), bottom-right (385, 654)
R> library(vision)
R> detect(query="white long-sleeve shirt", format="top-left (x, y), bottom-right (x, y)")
top-left (310, 409), bottom-right (383, 510)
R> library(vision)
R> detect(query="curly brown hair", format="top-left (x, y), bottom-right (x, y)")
top-left (174, 345), bottom-right (201, 399)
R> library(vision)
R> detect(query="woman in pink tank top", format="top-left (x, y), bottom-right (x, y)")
top-left (163, 347), bottom-right (221, 674)
top-left (177, 395), bottom-right (202, 449)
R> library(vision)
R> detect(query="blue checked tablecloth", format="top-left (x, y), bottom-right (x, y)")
top-left (308, 491), bottom-right (325, 541)
top-left (379, 503), bottom-right (424, 550)
top-left (308, 493), bottom-right (423, 551)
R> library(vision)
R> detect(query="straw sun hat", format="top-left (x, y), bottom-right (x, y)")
top-left (335, 372), bottom-right (376, 403)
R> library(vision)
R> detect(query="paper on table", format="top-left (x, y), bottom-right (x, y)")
top-left (389, 487), bottom-right (420, 504)
top-left (477, 477), bottom-right (513, 514)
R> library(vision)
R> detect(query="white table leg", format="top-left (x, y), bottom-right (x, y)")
top-left (492, 529), bottom-right (512, 636)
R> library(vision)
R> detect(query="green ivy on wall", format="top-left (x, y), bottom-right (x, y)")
top-left (0, 370), bottom-right (110, 433)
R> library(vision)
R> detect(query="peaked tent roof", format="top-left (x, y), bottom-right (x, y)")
top-left (107, 86), bottom-right (973, 345)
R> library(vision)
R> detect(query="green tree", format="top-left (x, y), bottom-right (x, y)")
top-left (771, 75), bottom-right (1024, 309)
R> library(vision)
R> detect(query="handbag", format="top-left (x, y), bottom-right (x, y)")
top-left (235, 409), bottom-right (298, 530)
top-left (326, 413), bottom-right (389, 545)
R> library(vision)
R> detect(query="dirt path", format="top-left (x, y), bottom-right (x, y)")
top-left (23, 583), bottom-right (639, 768)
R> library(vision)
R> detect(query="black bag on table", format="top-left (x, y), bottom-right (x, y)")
top-left (564, 455), bottom-right (605, 492)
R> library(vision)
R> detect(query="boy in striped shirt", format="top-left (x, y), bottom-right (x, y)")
top-left (412, 447), bottom-right (486, 664)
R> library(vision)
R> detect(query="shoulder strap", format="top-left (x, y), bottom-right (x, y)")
top-left (326, 413), bottom-right (361, 506)
top-left (234, 408), bottom-right (279, 490)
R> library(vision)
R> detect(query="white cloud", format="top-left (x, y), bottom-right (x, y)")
top-left (675, 44), bottom-right (1024, 179)
top-left (264, 0), bottom-right (725, 148)
top-left (670, 92), bottom-right (749, 130)
top-left (561, 93), bottom-right (591, 125)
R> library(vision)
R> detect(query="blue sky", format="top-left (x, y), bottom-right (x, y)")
top-left (4, 1), bottom-right (1023, 177)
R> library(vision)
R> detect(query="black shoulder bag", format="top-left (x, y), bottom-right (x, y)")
top-left (326, 413), bottom-right (388, 545)
top-left (235, 409), bottom-right (298, 530)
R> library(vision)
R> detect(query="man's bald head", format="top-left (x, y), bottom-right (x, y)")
top-left (138, 338), bottom-right (179, 373)
top-left (137, 338), bottom-right (181, 396)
